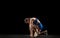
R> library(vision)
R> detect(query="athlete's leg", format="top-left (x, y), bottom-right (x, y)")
top-left (32, 25), bottom-right (39, 37)
top-left (29, 25), bottom-right (33, 37)
top-left (24, 18), bottom-right (33, 37)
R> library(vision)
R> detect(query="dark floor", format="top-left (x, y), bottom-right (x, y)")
top-left (0, 35), bottom-right (60, 38)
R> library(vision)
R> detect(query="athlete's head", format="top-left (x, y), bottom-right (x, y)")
top-left (24, 18), bottom-right (30, 24)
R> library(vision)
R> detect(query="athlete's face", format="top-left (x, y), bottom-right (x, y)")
top-left (24, 18), bottom-right (30, 24)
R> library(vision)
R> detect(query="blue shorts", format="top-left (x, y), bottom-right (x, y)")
top-left (33, 18), bottom-right (43, 30)
top-left (33, 20), bottom-right (43, 30)
top-left (38, 22), bottom-right (43, 30)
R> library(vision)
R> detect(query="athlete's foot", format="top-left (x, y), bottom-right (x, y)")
top-left (30, 34), bottom-right (33, 37)
top-left (44, 30), bottom-right (48, 36)
top-left (34, 32), bottom-right (38, 37)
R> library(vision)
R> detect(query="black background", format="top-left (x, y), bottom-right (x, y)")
top-left (0, 3), bottom-right (60, 35)
top-left (0, 13), bottom-right (60, 35)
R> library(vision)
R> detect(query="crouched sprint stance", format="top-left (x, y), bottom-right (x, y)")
top-left (24, 17), bottom-right (43, 37)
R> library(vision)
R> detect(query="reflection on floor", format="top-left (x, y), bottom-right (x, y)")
top-left (0, 35), bottom-right (60, 38)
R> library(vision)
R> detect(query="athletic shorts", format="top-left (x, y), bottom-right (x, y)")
top-left (33, 20), bottom-right (43, 30)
